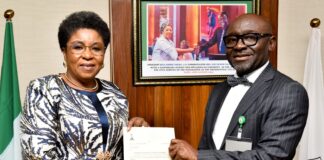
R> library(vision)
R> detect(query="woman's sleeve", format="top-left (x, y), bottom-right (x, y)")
top-left (20, 79), bottom-right (62, 159)
top-left (163, 43), bottom-right (178, 60)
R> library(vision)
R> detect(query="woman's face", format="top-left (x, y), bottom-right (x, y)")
top-left (162, 25), bottom-right (173, 40)
top-left (64, 28), bottom-right (105, 83)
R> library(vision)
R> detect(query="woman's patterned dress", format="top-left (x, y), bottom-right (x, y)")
top-left (20, 74), bottom-right (128, 159)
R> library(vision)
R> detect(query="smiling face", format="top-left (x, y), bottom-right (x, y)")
top-left (63, 28), bottom-right (105, 83)
top-left (225, 14), bottom-right (276, 76)
top-left (162, 25), bottom-right (173, 40)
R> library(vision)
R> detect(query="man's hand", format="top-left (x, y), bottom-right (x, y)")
top-left (169, 139), bottom-right (198, 160)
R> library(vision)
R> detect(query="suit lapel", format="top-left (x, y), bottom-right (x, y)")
top-left (207, 82), bottom-right (231, 149)
top-left (222, 65), bottom-right (275, 148)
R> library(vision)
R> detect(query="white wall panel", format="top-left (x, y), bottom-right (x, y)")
top-left (278, 0), bottom-right (324, 83)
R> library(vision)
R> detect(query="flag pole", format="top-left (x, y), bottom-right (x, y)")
top-left (4, 9), bottom-right (14, 21)
top-left (1, 9), bottom-right (22, 160)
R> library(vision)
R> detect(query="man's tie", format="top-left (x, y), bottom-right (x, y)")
top-left (227, 75), bottom-right (252, 87)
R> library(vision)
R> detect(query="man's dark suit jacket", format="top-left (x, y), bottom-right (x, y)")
top-left (198, 64), bottom-right (309, 160)
top-left (200, 27), bottom-right (226, 54)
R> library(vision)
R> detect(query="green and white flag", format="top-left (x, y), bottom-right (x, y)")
top-left (0, 18), bottom-right (22, 160)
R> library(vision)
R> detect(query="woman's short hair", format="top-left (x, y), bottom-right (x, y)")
top-left (58, 11), bottom-right (110, 51)
top-left (160, 22), bottom-right (172, 34)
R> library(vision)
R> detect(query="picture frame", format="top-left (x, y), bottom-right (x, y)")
top-left (133, 0), bottom-right (260, 85)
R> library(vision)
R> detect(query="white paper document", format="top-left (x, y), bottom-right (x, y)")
top-left (123, 127), bottom-right (175, 160)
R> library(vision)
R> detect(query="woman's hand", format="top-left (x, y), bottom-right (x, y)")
top-left (127, 117), bottom-right (150, 131)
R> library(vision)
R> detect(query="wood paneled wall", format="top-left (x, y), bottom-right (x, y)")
top-left (110, 0), bottom-right (278, 148)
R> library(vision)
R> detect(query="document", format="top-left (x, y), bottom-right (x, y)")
top-left (123, 127), bottom-right (175, 160)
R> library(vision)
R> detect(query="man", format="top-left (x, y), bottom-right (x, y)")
top-left (207, 7), bottom-right (217, 38)
top-left (200, 11), bottom-right (228, 55)
top-left (169, 14), bottom-right (309, 160)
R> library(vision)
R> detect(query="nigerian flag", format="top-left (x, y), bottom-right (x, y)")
top-left (0, 16), bottom-right (22, 159)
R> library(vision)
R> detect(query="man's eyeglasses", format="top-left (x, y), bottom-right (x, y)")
top-left (223, 33), bottom-right (272, 48)
top-left (67, 42), bottom-right (106, 56)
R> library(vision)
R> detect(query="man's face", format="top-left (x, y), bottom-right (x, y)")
top-left (225, 15), bottom-right (276, 76)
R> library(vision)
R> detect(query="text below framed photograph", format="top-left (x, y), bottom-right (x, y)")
top-left (133, 0), bottom-right (260, 85)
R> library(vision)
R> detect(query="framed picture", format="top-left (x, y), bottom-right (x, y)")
top-left (133, 0), bottom-right (260, 85)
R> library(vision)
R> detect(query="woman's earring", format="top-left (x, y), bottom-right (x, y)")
top-left (63, 62), bottom-right (66, 68)
top-left (101, 64), bottom-right (104, 69)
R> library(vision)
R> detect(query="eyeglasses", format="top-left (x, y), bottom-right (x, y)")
top-left (223, 33), bottom-right (272, 48)
top-left (67, 42), bottom-right (106, 56)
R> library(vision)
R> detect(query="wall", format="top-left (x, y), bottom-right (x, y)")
top-left (278, 0), bottom-right (324, 83)
top-left (0, 0), bottom-right (110, 101)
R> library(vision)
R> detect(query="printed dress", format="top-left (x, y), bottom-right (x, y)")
top-left (20, 74), bottom-right (128, 159)
top-left (152, 35), bottom-right (178, 61)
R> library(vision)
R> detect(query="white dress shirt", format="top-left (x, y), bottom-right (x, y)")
top-left (212, 61), bottom-right (269, 149)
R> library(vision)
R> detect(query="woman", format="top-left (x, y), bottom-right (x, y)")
top-left (20, 11), bottom-right (148, 159)
top-left (152, 23), bottom-right (194, 61)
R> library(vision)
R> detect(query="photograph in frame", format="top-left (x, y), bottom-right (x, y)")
top-left (133, 0), bottom-right (260, 85)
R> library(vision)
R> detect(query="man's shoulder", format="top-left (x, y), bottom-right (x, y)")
top-left (261, 65), bottom-right (302, 86)
top-left (273, 69), bottom-right (303, 85)
top-left (269, 69), bottom-right (307, 94)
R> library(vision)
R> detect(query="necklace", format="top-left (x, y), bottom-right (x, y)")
top-left (63, 73), bottom-right (98, 92)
